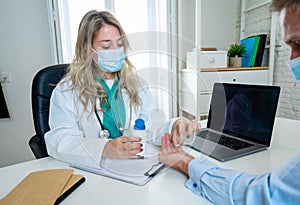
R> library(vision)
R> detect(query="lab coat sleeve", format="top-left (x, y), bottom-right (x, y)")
top-left (185, 151), bottom-right (300, 205)
top-left (44, 83), bottom-right (106, 168)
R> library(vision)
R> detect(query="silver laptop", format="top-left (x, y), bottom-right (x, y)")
top-left (189, 82), bottom-right (280, 162)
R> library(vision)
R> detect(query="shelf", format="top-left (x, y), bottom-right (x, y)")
top-left (200, 66), bottom-right (268, 72)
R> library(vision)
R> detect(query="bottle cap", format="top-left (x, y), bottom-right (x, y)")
top-left (134, 118), bottom-right (145, 130)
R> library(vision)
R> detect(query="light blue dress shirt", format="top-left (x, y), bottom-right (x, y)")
top-left (185, 151), bottom-right (300, 205)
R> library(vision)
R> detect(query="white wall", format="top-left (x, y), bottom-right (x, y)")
top-left (178, 0), bottom-right (237, 70)
top-left (178, 0), bottom-right (196, 70)
top-left (201, 0), bottom-right (237, 50)
top-left (0, 0), bottom-right (54, 167)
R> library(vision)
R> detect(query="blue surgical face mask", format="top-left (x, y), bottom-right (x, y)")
top-left (94, 47), bottom-right (126, 73)
top-left (287, 56), bottom-right (300, 81)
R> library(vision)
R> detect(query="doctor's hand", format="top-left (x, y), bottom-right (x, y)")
top-left (172, 119), bottom-right (201, 147)
top-left (102, 136), bottom-right (143, 159)
top-left (158, 133), bottom-right (194, 176)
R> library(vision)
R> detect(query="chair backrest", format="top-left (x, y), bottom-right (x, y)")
top-left (30, 64), bottom-right (69, 158)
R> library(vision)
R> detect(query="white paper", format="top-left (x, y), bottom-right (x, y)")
top-left (71, 156), bottom-right (164, 186)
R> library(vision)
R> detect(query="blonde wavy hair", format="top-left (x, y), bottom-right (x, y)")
top-left (63, 10), bottom-right (140, 112)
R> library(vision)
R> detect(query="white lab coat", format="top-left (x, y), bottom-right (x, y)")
top-left (45, 76), bottom-right (178, 168)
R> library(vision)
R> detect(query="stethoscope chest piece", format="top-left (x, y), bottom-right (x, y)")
top-left (99, 129), bottom-right (110, 139)
top-left (95, 110), bottom-right (111, 139)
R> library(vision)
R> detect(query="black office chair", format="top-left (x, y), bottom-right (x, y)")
top-left (29, 64), bottom-right (69, 159)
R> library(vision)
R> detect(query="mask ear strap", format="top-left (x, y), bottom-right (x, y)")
top-left (92, 48), bottom-right (99, 68)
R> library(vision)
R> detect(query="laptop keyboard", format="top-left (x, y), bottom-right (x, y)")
top-left (197, 131), bottom-right (255, 150)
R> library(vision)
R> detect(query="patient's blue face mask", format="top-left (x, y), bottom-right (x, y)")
top-left (94, 47), bottom-right (126, 73)
top-left (287, 56), bottom-right (300, 81)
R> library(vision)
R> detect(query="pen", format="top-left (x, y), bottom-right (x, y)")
top-left (144, 162), bottom-right (164, 176)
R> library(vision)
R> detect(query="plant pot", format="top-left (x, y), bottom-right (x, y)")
top-left (229, 56), bottom-right (242, 68)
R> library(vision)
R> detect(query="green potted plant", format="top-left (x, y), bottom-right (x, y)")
top-left (227, 44), bottom-right (246, 67)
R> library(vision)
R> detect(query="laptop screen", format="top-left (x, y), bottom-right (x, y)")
top-left (207, 83), bottom-right (280, 146)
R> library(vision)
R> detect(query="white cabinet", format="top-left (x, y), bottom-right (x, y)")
top-left (179, 67), bottom-right (269, 119)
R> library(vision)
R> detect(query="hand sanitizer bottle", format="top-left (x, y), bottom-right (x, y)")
top-left (132, 118), bottom-right (147, 156)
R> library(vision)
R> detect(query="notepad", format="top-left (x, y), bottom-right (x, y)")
top-left (71, 156), bottom-right (165, 186)
top-left (0, 169), bottom-right (85, 205)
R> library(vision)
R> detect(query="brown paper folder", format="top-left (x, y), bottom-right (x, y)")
top-left (0, 169), bottom-right (85, 205)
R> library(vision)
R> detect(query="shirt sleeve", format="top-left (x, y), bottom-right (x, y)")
top-left (185, 151), bottom-right (300, 205)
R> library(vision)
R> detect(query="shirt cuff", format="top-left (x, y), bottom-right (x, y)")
top-left (185, 158), bottom-right (219, 195)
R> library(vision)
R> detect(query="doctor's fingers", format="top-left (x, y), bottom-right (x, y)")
top-left (173, 119), bottom-right (201, 146)
top-left (123, 149), bottom-right (143, 159)
top-left (123, 141), bottom-right (143, 151)
top-left (119, 136), bottom-right (142, 143)
top-left (114, 142), bottom-right (142, 159)
top-left (178, 120), bottom-right (201, 136)
top-left (190, 120), bottom-right (201, 134)
top-left (112, 137), bottom-right (142, 154)
top-left (183, 119), bottom-right (201, 137)
top-left (172, 120), bottom-right (184, 146)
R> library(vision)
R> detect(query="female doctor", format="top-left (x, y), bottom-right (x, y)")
top-left (45, 10), bottom-right (200, 168)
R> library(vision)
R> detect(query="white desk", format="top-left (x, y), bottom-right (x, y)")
top-left (1, 117), bottom-right (299, 205)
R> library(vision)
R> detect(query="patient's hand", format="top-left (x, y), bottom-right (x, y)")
top-left (158, 133), bottom-right (194, 176)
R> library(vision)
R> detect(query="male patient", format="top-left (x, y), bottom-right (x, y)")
top-left (159, 0), bottom-right (300, 204)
